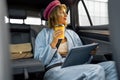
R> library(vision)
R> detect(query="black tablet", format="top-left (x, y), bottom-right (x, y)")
top-left (61, 43), bottom-right (99, 68)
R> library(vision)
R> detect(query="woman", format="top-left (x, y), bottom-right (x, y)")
top-left (34, 0), bottom-right (118, 80)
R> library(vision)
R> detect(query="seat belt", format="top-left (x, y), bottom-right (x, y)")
top-left (56, 39), bottom-right (62, 49)
top-left (46, 39), bottom-right (62, 67)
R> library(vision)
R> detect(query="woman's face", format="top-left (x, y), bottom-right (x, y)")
top-left (57, 8), bottom-right (67, 26)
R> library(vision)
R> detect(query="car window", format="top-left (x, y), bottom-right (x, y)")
top-left (78, 0), bottom-right (108, 26)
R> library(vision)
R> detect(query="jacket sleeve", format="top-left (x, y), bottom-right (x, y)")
top-left (69, 30), bottom-right (83, 46)
top-left (34, 28), bottom-right (57, 66)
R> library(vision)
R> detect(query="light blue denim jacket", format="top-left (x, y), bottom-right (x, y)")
top-left (34, 28), bottom-right (83, 67)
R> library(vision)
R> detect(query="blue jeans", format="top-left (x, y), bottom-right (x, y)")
top-left (98, 61), bottom-right (118, 80)
top-left (44, 61), bottom-right (118, 80)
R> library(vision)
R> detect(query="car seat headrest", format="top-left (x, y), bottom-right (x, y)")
top-left (9, 24), bottom-right (30, 32)
top-left (8, 9), bottom-right (27, 19)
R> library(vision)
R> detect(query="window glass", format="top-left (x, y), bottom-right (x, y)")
top-left (5, 16), bottom-right (9, 23)
top-left (25, 17), bottom-right (41, 25)
top-left (78, 0), bottom-right (108, 26)
top-left (67, 11), bottom-right (70, 24)
top-left (5, 11), bottom-right (69, 25)
top-left (78, 1), bottom-right (90, 26)
top-left (5, 16), bottom-right (24, 24)
top-left (10, 19), bottom-right (23, 24)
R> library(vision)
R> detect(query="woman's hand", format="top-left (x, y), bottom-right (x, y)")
top-left (50, 29), bottom-right (63, 48)
top-left (90, 46), bottom-right (99, 55)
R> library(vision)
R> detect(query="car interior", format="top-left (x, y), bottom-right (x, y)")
top-left (0, 0), bottom-right (119, 80)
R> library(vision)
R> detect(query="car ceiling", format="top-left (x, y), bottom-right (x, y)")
top-left (6, 0), bottom-right (79, 11)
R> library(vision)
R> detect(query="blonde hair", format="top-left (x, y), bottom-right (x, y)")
top-left (48, 4), bottom-right (67, 28)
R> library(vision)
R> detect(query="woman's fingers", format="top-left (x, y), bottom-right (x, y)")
top-left (54, 30), bottom-right (63, 38)
top-left (51, 30), bottom-right (63, 48)
top-left (90, 46), bottom-right (99, 55)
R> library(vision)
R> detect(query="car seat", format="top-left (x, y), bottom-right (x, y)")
top-left (8, 8), bottom-right (45, 80)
